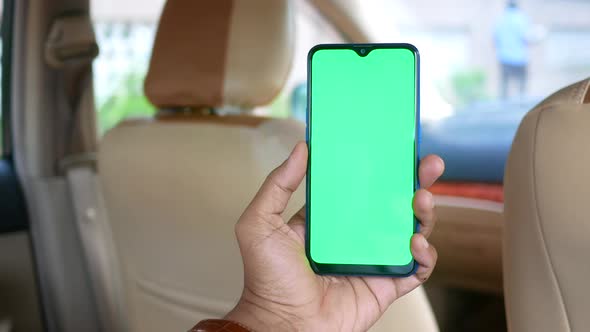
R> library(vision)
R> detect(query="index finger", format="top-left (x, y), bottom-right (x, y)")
top-left (244, 142), bottom-right (308, 219)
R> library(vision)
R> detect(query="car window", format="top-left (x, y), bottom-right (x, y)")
top-left (359, 0), bottom-right (590, 182)
top-left (0, 36), bottom-right (4, 154)
top-left (90, 1), bottom-right (590, 183)
top-left (91, 0), bottom-right (163, 135)
top-left (0, 0), bottom-right (7, 155)
top-left (254, 1), bottom-right (345, 120)
top-left (91, 0), bottom-right (344, 135)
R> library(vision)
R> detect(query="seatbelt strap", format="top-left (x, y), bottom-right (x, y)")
top-left (46, 13), bottom-right (127, 331)
top-left (45, 13), bottom-right (99, 172)
top-left (45, 14), bottom-right (99, 68)
top-left (61, 156), bottom-right (127, 332)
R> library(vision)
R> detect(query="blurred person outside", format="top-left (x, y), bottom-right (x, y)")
top-left (494, 0), bottom-right (531, 99)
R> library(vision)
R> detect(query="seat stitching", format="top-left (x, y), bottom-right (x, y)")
top-left (571, 80), bottom-right (584, 102)
top-left (532, 106), bottom-right (572, 331)
top-left (571, 78), bottom-right (590, 103)
top-left (579, 79), bottom-right (590, 103)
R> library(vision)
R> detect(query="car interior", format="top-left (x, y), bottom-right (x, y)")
top-left (0, 0), bottom-right (589, 331)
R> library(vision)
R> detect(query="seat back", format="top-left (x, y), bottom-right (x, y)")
top-left (504, 78), bottom-right (590, 331)
top-left (98, 1), bottom-right (438, 331)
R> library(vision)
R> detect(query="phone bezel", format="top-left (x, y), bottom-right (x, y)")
top-left (305, 43), bottom-right (421, 277)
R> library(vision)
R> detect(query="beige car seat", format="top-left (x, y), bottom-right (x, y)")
top-left (504, 78), bottom-right (590, 332)
top-left (98, 0), bottom-right (438, 331)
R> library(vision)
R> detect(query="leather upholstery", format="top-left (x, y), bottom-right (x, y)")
top-left (100, 118), bottom-right (304, 331)
top-left (503, 77), bottom-right (590, 331)
top-left (430, 196), bottom-right (503, 293)
top-left (144, 0), bottom-right (294, 109)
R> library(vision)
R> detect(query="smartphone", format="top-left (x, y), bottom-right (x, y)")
top-left (306, 43), bottom-right (420, 276)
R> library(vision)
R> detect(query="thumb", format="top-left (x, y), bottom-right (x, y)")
top-left (242, 142), bottom-right (308, 221)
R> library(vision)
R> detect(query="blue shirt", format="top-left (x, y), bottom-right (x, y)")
top-left (494, 8), bottom-right (530, 66)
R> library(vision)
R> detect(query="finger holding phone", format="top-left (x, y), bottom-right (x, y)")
top-left (223, 44), bottom-right (445, 331)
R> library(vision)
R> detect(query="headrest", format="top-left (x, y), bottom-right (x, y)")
top-left (144, 0), bottom-right (294, 110)
top-left (503, 77), bottom-right (590, 332)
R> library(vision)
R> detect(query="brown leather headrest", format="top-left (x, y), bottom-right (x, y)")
top-left (144, 0), bottom-right (294, 109)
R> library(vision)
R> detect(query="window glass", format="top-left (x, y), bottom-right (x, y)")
top-left (254, 1), bottom-right (345, 120)
top-left (91, 0), bottom-right (164, 135)
top-left (545, 29), bottom-right (590, 72)
top-left (360, 0), bottom-right (590, 182)
top-left (0, 37), bottom-right (4, 153)
top-left (0, 1), bottom-right (5, 154)
top-left (91, 1), bottom-right (590, 181)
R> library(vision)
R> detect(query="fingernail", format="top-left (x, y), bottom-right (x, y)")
top-left (420, 236), bottom-right (429, 249)
top-left (289, 142), bottom-right (303, 159)
top-left (427, 191), bottom-right (434, 209)
top-left (437, 157), bottom-right (445, 172)
top-left (285, 145), bottom-right (297, 163)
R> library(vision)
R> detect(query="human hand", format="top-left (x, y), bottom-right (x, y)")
top-left (225, 142), bottom-right (444, 331)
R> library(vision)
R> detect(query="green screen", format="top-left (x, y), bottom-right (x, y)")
top-left (309, 47), bottom-right (416, 266)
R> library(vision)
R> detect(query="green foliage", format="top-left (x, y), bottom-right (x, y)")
top-left (97, 71), bottom-right (155, 135)
top-left (267, 92), bottom-right (290, 118)
top-left (450, 68), bottom-right (488, 107)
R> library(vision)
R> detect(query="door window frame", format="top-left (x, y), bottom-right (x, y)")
top-left (1, 0), bottom-right (14, 155)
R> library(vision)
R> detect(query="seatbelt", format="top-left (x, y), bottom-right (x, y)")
top-left (60, 157), bottom-right (127, 332)
top-left (46, 14), bottom-right (127, 331)
top-left (46, 13), bottom-right (99, 167)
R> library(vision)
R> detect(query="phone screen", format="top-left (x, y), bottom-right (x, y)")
top-left (307, 45), bottom-right (418, 273)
